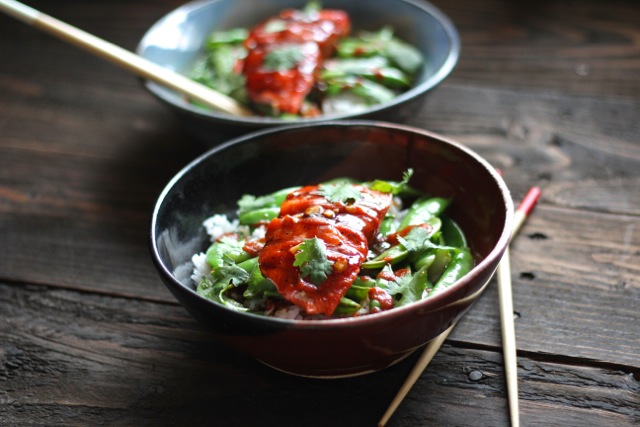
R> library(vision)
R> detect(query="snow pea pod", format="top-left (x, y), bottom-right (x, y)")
top-left (398, 197), bottom-right (451, 229)
top-left (431, 247), bottom-right (474, 293)
top-left (206, 237), bottom-right (251, 269)
top-left (238, 206), bottom-right (280, 225)
top-left (378, 214), bottom-right (397, 235)
top-left (426, 248), bottom-right (452, 284)
top-left (441, 216), bottom-right (467, 247)
top-left (334, 297), bottom-right (362, 315)
top-left (321, 57), bottom-right (411, 88)
top-left (324, 75), bottom-right (396, 105)
top-left (362, 244), bottom-right (409, 269)
top-left (206, 28), bottom-right (248, 48)
top-left (412, 251), bottom-right (436, 271)
top-left (345, 276), bottom-right (376, 301)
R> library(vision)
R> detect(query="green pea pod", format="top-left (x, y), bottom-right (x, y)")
top-left (431, 248), bottom-right (474, 293)
top-left (413, 251), bottom-right (436, 271)
top-left (238, 206), bottom-right (280, 225)
top-left (334, 297), bottom-right (362, 315)
top-left (384, 39), bottom-right (424, 74)
top-left (398, 197), bottom-right (451, 229)
top-left (237, 186), bottom-right (298, 215)
top-left (336, 27), bottom-right (394, 58)
top-left (322, 56), bottom-right (388, 75)
top-left (206, 237), bottom-right (250, 269)
top-left (427, 248), bottom-right (452, 284)
top-left (350, 78), bottom-right (397, 104)
top-left (378, 214), bottom-right (397, 236)
top-left (321, 57), bottom-right (411, 88)
top-left (206, 28), bottom-right (249, 48)
top-left (362, 244), bottom-right (409, 269)
top-left (345, 276), bottom-right (376, 301)
top-left (441, 216), bottom-right (467, 247)
top-left (323, 75), bottom-right (396, 104)
top-left (236, 256), bottom-right (258, 273)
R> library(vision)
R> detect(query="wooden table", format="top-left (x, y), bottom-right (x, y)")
top-left (1, 1), bottom-right (639, 425)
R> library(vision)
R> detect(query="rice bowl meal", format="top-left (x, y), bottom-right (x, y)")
top-left (150, 121), bottom-right (513, 377)
top-left (137, 0), bottom-right (460, 143)
top-left (188, 1), bottom-right (425, 118)
top-left (189, 170), bottom-right (473, 319)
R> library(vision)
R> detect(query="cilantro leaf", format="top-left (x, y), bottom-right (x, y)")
top-left (376, 264), bottom-right (430, 307)
top-left (215, 263), bottom-right (250, 287)
top-left (397, 226), bottom-right (440, 252)
top-left (367, 168), bottom-right (418, 195)
top-left (264, 46), bottom-right (304, 71)
top-left (196, 264), bottom-right (250, 311)
top-left (293, 237), bottom-right (334, 285)
top-left (319, 182), bottom-right (363, 204)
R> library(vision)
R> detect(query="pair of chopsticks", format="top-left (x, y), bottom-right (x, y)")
top-left (379, 186), bottom-right (541, 427)
top-left (0, 0), bottom-right (251, 116)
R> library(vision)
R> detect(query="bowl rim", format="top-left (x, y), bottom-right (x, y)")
top-left (150, 120), bottom-right (514, 329)
top-left (136, 0), bottom-right (461, 127)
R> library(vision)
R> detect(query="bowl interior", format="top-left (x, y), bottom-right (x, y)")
top-left (153, 122), bottom-right (511, 304)
top-left (137, 0), bottom-right (460, 126)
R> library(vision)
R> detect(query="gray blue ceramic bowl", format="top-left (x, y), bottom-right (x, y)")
top-left (150, 121), bottom-right (513, 378)
top-left (136, 0), bottom-right (460, 143)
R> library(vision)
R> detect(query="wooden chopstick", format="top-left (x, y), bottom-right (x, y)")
top-left (0, 0), bottom-right (252, 116)
top-left (378, 186), bottom-right (541, 427)
top-left (497, 186), bottom-right (540, 427)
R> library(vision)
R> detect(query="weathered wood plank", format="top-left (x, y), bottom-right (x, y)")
top-left (451, 205), bottom-right (640, 367)
top-left (1, 283), bottom-right (638, 426)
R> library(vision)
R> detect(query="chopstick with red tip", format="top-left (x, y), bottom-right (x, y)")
top-left (497, 186), bottom-right (540, 427)
top-left (378, 186), bottom-right (541, 427)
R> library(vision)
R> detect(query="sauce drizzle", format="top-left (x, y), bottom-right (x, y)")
top-left (259, 185), bottom-right (391, 316)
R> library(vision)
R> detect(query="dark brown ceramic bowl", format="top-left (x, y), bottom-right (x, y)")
top-left (150, 121), bottom-right (513, 378)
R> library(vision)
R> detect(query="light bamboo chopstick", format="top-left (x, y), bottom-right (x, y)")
top-left (0, 0), bottom-right (252, 116)
top-left (378, 186), bottom-right (541, 427)
top-left (496, 186), bottom-right (540, 427)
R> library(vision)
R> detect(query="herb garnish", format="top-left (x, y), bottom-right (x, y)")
top-left (293, 237), bottom-right (334, 285)
top-left (263, 46), bottom-right (304, 71)
top-left (319, 182), bottom-right (363, 204)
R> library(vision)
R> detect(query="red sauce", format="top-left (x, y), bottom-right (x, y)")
top-left (242, 8), bottom-right (350, 115)
top-left (243, 239), bottom-right (265, 257)
top-left (258, 185), bottom-right (391, 316)
top-left (368, 287), bottom-right (394, 313)
top-left (386, 222), bottom-right (438, 246)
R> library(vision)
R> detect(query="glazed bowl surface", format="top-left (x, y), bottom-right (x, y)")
top-left (150, 121), bottom-right (513, 378)
top-left (137, 0), bottom-right (460, 143)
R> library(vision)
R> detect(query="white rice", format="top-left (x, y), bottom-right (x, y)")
top-left (190, 252), bottom-right (210, 284)
top-left (203, 214), bottom-right (239, 241)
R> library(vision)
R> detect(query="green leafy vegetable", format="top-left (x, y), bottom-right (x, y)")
top-left (293, 237), bottom-right (334, 285)
top-left (319, 182), bottom-right (363, 203)
top-left (368, 168), bottom-right (415, 195)
top-left (206, 236), bottom-right (249, 269)
top-left (397, 226), bottom-right (441, 252)
top-left (216, 263), bottom-right (251, 287)
top-left (263, 46), bottom-right (305, 71)
top-left (196, 264), bottom-right (250, 311)
top-left (376, 265), bottom-right (431, 307)
top-left (264, 19), bottom-right (287, 33)
top-left (237, 187), bottom-right (298, 215)
top-left (206, 28), bottom-right (249, 48)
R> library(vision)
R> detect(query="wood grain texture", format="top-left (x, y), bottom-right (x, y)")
top-left (1, 283), bottom-right (638, 426)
